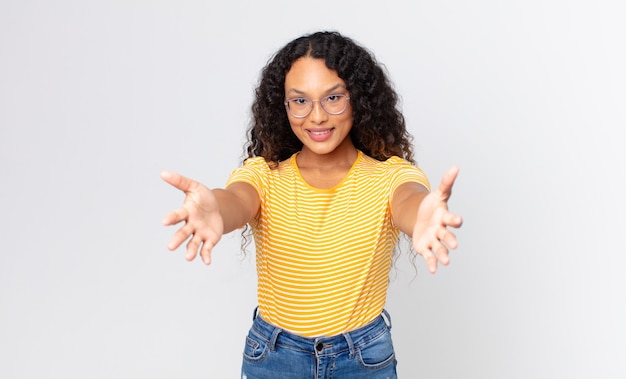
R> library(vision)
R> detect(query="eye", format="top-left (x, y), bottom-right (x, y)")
top-left (325, 94), bottom-right (342, 103)
top-left (292, 97), bottom-right (309, 106)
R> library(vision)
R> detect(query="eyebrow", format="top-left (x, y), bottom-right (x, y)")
top-left (286, 83), bottom-right (347, 97)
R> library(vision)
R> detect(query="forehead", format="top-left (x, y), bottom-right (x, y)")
top-left (284, 57), bottom-right (346, 94)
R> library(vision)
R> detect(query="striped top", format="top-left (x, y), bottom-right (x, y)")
top-left (226, 150), bottom-right (430, 337)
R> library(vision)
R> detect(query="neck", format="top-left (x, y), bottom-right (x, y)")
top-left (297, 142), bottom-right (358, 170)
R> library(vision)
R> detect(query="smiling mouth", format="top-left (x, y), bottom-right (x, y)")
top-left (308, 129), bottom-right (332, 135)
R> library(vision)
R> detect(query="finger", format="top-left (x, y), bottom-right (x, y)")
top-left (185, 234), bottom-right (202, 261)
top-left (199, 240), bottom-right (213, 265)
top-left (442, 211), bottom-right (463, 229)
top-left (161, 171), bottom-right (196, 193)
top-left (413, 240), bottom-right (439, 274)
top-left (167, 223), bottom-right (195, 251)
top-left (162, 207), bottom-right (189, 226)
top-left (438, 228), bottom-right (459, 250)
top-left (431, 240), bottom-right (450, 266)
top-left (437, 166), bottom-right (460, 196)
top-left (421, 249), bottom-right (439, 274)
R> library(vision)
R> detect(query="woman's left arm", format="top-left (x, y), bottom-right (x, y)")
top-left (391, 166), bottom-right (464, 274)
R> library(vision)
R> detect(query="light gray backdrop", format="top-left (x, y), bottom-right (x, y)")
top-left (1, 0), bottom-right (624, 378)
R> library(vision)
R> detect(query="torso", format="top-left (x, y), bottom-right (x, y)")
top-left (225, 150), bottom-right (431, 337)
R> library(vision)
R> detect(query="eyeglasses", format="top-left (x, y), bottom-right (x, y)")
top-left (284, 94), bottom-right (351, 118)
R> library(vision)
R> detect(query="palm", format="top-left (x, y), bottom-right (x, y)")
top-left (411, 166), bottom-right (463, 274)
top-left (161, 171), bottom-right (224, 265)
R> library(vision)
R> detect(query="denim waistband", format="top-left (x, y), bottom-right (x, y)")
top-left (249, 308), bottom-right (392, 358)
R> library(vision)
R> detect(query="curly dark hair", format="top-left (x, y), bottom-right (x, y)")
top-left (244, 31), bottom-right (415, 165)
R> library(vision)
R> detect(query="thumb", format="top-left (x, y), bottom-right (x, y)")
top-left (437, 166), bottom-right (460, 194)
top-left (161, 171), bottom-right (196, 193)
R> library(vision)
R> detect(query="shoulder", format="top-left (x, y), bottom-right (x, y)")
top-left (229, 154), bottom-right (297, 182)
top-left (242, 156), bottom-right (273, 170)
top-left (227, 157), bottom-right (273, 189)
top-left (359, 153), bottom-right (416, 172)
top-left (359, 153), bottom-right (430, 190)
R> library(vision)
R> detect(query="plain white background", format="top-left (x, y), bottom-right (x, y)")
top-left (1, 0), bottom-right (624, 378)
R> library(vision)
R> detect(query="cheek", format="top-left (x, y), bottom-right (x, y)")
top-left (288, 117), bottom-right (305, 130)
top-left (345, 105), bottom-right (354, 122)
top-left (336, 105), bottom-right (354, 126)
top-left (337, 111), bottom-right (353, 128)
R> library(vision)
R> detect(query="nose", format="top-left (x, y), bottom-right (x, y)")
top-left (309, 100), bottom-right (328, 123)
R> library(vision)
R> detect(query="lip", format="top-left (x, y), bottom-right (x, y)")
top-left (306, 128), bottom-right (334, 142)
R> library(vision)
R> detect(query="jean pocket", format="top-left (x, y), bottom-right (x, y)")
top-left (356, 330), bottom-right (396, 370)
top-left (242, 332), bottom-right (269, 363)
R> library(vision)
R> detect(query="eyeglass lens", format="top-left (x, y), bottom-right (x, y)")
top-left (285, 94), bottom-right (349, 117)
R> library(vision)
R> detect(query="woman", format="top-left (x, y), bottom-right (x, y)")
top-left (161, 31), bottom-right (463, 378)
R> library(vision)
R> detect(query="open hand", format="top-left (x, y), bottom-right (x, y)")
top-left (412, 166), bottom-right (463, 274)
top-left (161, 171), bottom-right (224, 265)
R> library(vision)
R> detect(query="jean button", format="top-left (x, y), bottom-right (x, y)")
top-left (315, 342), bottom-right (323, 352)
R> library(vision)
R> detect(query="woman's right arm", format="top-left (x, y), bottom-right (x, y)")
top-left (160, 171), bottom-right (260, 265)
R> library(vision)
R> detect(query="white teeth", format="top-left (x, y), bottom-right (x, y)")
top-left (310, 130), bottom-right (330, 135)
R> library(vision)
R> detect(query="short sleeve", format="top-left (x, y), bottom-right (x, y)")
top-left (225, 157), bottom-right (271, 196)
top-left (385, 156), bottom-right (431, 195)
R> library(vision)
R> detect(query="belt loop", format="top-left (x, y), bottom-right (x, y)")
top-left (382, 309), bottom-right (392, 329)
top-left (343, 331), bottom-right (357, 359)
top-left (268, 327), bottom-right (281, 352)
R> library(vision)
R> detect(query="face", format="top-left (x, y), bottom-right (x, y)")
top-left (284, 57), bottom-right (354, 158)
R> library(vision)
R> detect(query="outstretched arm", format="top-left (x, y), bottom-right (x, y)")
top-left (391, 166), bottom-right (463, 274)
top-left (161, 171), bottom-right (259, 265)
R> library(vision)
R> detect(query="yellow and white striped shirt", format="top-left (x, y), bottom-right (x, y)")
top-left (226, 150), bottom-right (430, 337)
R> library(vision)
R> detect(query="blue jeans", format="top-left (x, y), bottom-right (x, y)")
top-left (241, 309), bottom-right (398, 379)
